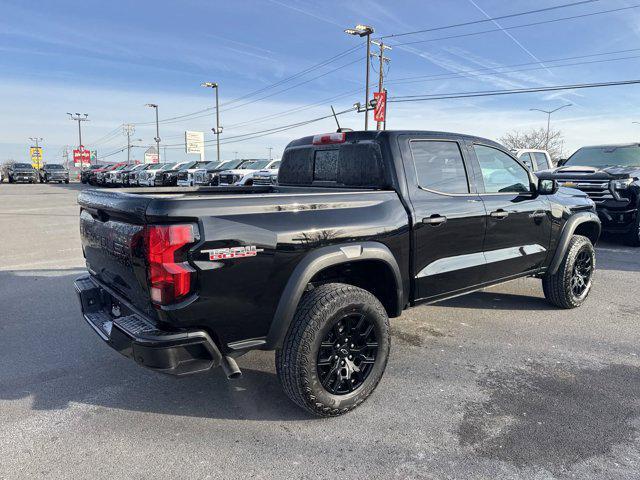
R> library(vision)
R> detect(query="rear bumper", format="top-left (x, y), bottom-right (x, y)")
top-left (74, 275), bottom-right (222, 376)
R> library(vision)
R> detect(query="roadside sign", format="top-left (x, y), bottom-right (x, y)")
top-left (144, 146), bottom-right (159, 164)
top-left (373, 91), bottom-right (387, 123)
top-left (30, 147), bottom-right (43, 169)
top-left (185, 131), bottom-right (205, 154)
top-left (73, 146), bottom-right (90, 167)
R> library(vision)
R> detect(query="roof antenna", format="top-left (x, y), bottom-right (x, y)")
top-left (331, 105), bottom-right (352, 133)
top-left (331, 105), bottom-right (341, 132)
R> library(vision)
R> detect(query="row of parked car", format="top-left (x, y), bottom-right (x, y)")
top-left (81, 158), bottom-right (281, 187)
top-left (0, 162), bottom-right (70, 183)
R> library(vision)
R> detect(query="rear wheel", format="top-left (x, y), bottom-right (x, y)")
top-left (276, 283), bottom-right (390, 417)
top-left (542, 235), bottom-right (595, 308)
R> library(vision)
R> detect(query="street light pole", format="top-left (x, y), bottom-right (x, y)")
top-left (145, 104), bottom-right (161, 163)
top-left (345, 24), bottom-right (375, 131)
top-left (529, 104), bottom-right (572, 151)
top-left (201, 82), bottom-right (222, 163)
top-left (267, 147), bottom-right (273, 160)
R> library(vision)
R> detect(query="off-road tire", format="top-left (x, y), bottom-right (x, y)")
top-left (276, 283), bottom-right (390, 417)
top-left (543, 235), bottom-right (595, 309)
top-left (623, 212), bottom-right (640, 247)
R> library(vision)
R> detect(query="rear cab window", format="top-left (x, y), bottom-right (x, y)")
top-left (279, 140), bottom-right (387, 188)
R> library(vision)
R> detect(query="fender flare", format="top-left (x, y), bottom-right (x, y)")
top-left (264, 241), bottom-right (403, 349)
top-left (548, 211), bottom-right (601, 275)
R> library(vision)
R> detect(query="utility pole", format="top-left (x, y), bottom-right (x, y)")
top-left (529, 104), bottom-right (572, 151)
top-left (145, 104), bottom-right (161, 163)
top-left (345, 24), bottom-right (374, 130)
top-left (371, 40), bottom-right (392, 130)
top-left (29, 137), bottom-right (42, 149)
top-left (201, 82), bottom-right (222, 163)
top-left (123, 124), bottom-right (135, 165)
top-left (61, 145), bottom-right (70, 169)
top-left (267, 147), bottom-right (273, 160)
top-left (67, 113), bottom-right (89, 148)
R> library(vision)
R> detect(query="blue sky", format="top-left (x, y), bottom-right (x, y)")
top-left (1, 0), bottom-right (640, 164)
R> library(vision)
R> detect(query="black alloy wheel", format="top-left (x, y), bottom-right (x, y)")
top-left (570, 248), bottom-right (593, 300)
top-left (316, 312), bottom-right (379, 395)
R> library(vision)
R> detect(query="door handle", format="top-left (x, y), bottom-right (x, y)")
top-left (490, 209), bottom-right (509, 219)
top-left (530, 211), bottom-right (546, 219)
top-left (422, 215), bottom-right (447, 226)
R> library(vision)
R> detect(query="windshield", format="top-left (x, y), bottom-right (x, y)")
top-left (14, 163), bottom-right (31, 169)
top-left (224, 159), bottom-right (247, 169)
top-left (565, 145), bottom-right (640, 168)
top-left (172, 162), bottom-right (191, 170)
top-left (46, 164), bottom-right (64, 170)
top-left (189, 161), bottom-right (209, 169)
top-left (159, 163), bottom-right (176, 171)
top-left (203, 161), bottom-right (222, 169)
top-left (243, 159), bottom-right (270, 169)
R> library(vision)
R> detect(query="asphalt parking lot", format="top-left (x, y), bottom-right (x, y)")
top-left (1, 183), bottom-right (639, 479)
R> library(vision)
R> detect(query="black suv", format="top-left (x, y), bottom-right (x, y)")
top-left (538, 143), bottom-right (640, 245)
top-left (7, 163), bottom-right (38, 183)
top-left (39, 164), bottom-right (70, 183)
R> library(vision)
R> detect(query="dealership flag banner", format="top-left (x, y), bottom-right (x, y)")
top-left (30, 147), bottom-right (43, 169)
top-left (373, 91), bottom-right (387, 123)
top-left (73, 146), bottom-right (90, 167)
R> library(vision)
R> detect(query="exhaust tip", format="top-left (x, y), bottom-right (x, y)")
top-left (221, 355), bottom-right (242, 380)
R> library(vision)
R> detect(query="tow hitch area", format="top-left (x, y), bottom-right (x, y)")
top-left (74, 275), bottom-right (223, 376)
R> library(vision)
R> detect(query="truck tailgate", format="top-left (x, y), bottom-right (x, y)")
top-left (78, 190), bottom-right (154, 314)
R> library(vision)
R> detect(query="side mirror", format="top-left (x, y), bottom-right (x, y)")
top-left (538, 178), bottom-right (558, 195)
top-left (556, 158), bottom-right (566, 167)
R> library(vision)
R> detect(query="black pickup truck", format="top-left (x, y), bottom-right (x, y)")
top-left (537, 143), bottom-right (640, 246)
top-left (75, 130), bottom-right (600, 416)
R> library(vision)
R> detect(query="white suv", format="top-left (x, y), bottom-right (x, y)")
top-left (218, 159), bottom-right (280, 186)
top-left (513, 149), bottom-right (553, 172)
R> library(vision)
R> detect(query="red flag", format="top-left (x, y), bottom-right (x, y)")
top-left (373, 91), bottom-right (387, 122)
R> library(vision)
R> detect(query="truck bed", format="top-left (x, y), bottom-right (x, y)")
top-left (77, 184), bottom-right (411, 347)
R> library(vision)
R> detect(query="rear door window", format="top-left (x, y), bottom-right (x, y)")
top-left (409, 140), bottom-right (470, 194)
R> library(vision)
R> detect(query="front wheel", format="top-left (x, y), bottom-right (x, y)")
top-left (276, 283), bottom-right (390, 417)
top-left (542, 235), bottom-right (595, 309)
top-left (624, 212), bottom-right (640, 247)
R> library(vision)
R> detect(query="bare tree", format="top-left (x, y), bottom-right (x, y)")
top-left (500, 127), bottom-right (565, 162)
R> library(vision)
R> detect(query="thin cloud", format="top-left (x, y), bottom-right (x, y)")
top-left (466, 0), bottom-right (552, 75)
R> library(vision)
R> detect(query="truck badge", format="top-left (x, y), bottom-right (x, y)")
top-left (201, 246), bottom-right (264, 261)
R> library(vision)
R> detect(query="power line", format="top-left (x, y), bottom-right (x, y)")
top-left (86, 124), bottom-right (123, 146)
top-left (225, 47), bottom-right (640, 130)
top-left (381, 0), bottom-right (602, 39)
top-left (389, 4), bottom-right (639, 46)
top-left (132, 44), bottom-right (363, 126)
top-left (388, 79), bottom-right (640, 102)
top-left (139, 56), bottom-right (362, 128)
top-left (387, 52), bottom-right (640, 87)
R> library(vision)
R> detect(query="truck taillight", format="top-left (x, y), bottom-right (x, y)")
top-left (145, 224), bottom-right (196, 305)
top-left (312, 132), bottom-right (346, 145)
